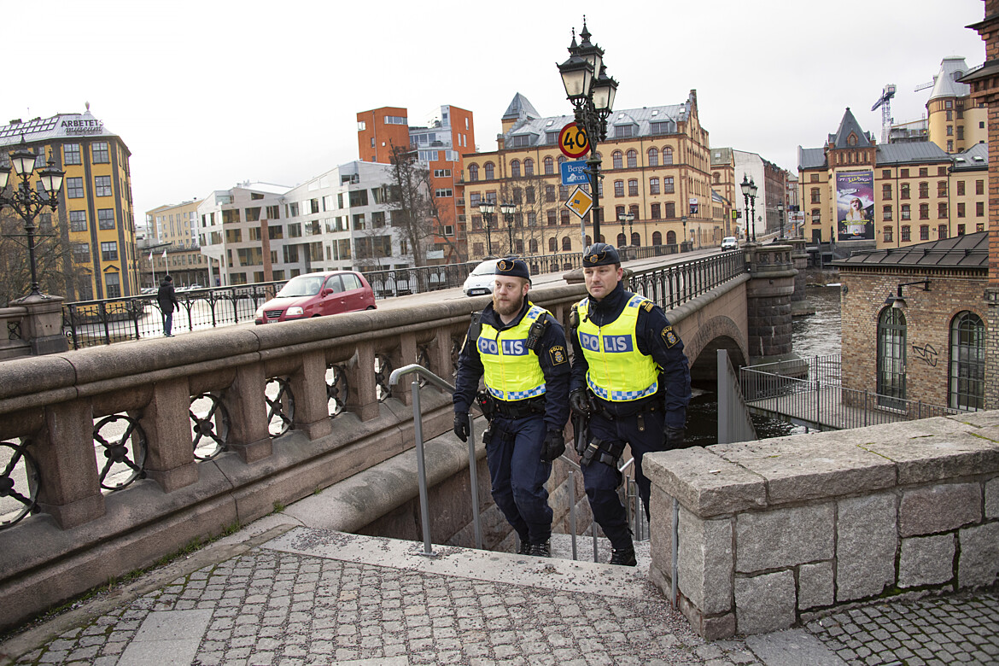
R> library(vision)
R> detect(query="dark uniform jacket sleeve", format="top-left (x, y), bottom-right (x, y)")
top-left (453, 320), bottom-right (483, 415)
top-left (636, 305), bottom-right (691, 430)
top-left (569, 304), bottom-right (589, 395)
top-left (538, 314), bottom-right (571, 432)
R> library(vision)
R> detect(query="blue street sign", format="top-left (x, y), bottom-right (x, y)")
top-left (560, 160), bottom-right (589, 186)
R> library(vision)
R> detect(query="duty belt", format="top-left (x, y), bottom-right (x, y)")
top-left (492, 396), bottom-right (545, 419)
top-left (588, 391), bottom-right (662, 420)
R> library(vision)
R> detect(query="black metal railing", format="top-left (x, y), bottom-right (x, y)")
top-left (626, 249), bottom-right (747, 311)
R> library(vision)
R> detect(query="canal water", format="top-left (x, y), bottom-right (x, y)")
top-left (685, 281), bottom-right (843, 445)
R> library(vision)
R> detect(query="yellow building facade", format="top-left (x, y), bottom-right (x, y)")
top-left (925, 57), bottom-right (990, 154)
top-left (461, 91), bottom-right (717, 259)
top-left (798, 108), bottom-right (989, 249)
top-left (0, 109), bottom-right (137, 300)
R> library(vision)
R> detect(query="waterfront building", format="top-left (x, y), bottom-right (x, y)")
top-left (461, 90), bottom-right (716, 259)
top-left (924, 57), bottom-right (990, 154)
top-left (143, 198), bottom-right (208, 288)
top-left (0, 108), bottom-right (138, 300)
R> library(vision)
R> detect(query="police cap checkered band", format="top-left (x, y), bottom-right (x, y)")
top-left (496, 258), bottom-right (530, 281)
top-left (583, 243), bottom-right (620, 266)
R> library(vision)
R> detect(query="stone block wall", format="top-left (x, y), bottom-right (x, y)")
top-left (644, 411), bottom-right (998, 639)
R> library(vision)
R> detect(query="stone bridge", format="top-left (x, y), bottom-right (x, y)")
top-left (0, 246), bottom-right (802, 631)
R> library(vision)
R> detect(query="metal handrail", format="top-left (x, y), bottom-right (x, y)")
top-left (388, 363), bottom-right (482, 557)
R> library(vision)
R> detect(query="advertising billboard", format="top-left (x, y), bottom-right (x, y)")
top-left (836, 170), bottom-right (874, 241)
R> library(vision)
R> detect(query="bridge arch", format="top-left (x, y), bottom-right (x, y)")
top-left (682, 315), bottom-right (750, 385)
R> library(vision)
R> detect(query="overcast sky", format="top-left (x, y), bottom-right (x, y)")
top-left (2, 0), bottom-right (988, 222)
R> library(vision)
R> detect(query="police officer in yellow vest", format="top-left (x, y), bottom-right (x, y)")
top-left (453, 258), bottom-right (571, 557)
top-left (569, 243), bottom-right (691, 566)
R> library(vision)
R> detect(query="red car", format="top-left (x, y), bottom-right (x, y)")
top-left (254, 271), bottom-right (376, 324)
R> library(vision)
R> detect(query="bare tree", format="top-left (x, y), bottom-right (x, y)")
top-left (0, 205), bottom-right (89, 305)
top-left (387, 144), bottom-right (440, 269)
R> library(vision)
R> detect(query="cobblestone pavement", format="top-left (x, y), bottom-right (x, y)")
top-left (2, 526), bottom-right (996, 666)
top-left (805, 591), bottom-right (999, 666)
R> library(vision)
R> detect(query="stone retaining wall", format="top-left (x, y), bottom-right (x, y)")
top-left (645, 411), bottom-right (998, 639)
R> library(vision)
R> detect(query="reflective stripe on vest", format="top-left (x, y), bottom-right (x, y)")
top-left (478, 304), bottom-right (548, 401)
top-left (576, 295), bottom-right (659, 401)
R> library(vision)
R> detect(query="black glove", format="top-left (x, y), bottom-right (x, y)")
top-left (454, 412), bottom-right (470, 442)
top-left (569, 390), bottom-right (589, 416)
top-left (663, 425), bottom-right (685, 449)
top-left (541, 429), bottom-right (566, 463)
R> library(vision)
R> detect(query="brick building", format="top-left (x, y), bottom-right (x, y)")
top-left (835, 232), bottom-right (994, 412)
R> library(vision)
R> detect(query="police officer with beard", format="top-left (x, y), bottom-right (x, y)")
top-left (453, 258), bottom-right (570, 557)
top-left (569, 244), bottom-right (691, 566)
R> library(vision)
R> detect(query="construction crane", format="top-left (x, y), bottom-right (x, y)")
top-left (871, 84), bottom-right (897, 144)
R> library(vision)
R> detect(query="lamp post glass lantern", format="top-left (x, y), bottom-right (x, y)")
top-left (478, 201), bottom-right (495, 257)
top-left (557, 18), bottom-right (618, 247)
top-left (778, 203), bottom-right (784, 240)
top-left (499, 202), bottom-right (516, 255)
top-left (0, 138), bottom-right (65, 297)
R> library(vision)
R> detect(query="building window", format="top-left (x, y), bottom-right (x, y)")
top-left (72, 242), bottom-right (89, 264)
top-left (919, 203), bottom-right (929, 220)
top-left (957, 224), bottom-right (966, 235)
top-left (651, 203), bottom-right (661, 219)
top-left (64, 144), bottom-right (82, 165)
top-left (918, 182), bottom-right (928, 199)
top-left (614, 180), bottom-right (624, 197)
top-left (900, 183), bottom-right (910, 199)
top-left (648, 148), bottom-right (659, 166)
top-left (883, 226), bottom-right (893, 242)
top-left (649, 178), bottom-right (660, 195)
top-left (66, 177), bottom-right (84, 199)
top-left (882, 169), bottom-right (891, 179)
top-left (976, 202), bottom-right (984, 217)
top-left (612, 151), bottom-right (623, 169)
top-left (70, 210), bottom-right (87, 232)
top-left (562, 237), bottom-right (572, 251)
top-left (664, 177), bottom-right (674, 194)
top-left (666, 202), bottom-right (676, 219)
top-left (544, 157), bottom-right (554, 175)
top-left (950, 312), bottom-right (985, 411)
top-left (883, 205), bottom-right (892, 221)
top-left (877, 307), bottom-right (906, 408)
top-left (105, 272), bottom-right (121, 298)
top-left (901, 225), bottom-right (910, 241)
top-left (900, 169), bottom-right (909, 177)
top-left (510, 160), bottom-right (521, 178)
top-left (559, 185), bottom-right (568, 199)
top-left (652, 231), bottom-right (662, 245)
top-left (92, 142), bottom-right (110, 164)
top-left (920, 225), bottom-right (929, 240)
top-left (975, 180), bottom-right (984, 195)
top-left (938, 224), bottom-right (948, 239)
top-left (938, 202), bottom-right (948, 218)
top-left (435, 188), bottom-right (453, 198)
top-left (663, 148), bottom-right (673, 165)
top-left (468, 164), bottom-right (479, 182)
top-left (810, 187), bottom-right (821, 204)
top-left (882, 184), bottom-right (892, 200)
top-left (937, 181), bottom-right (947, 198)
top-left (98, 209), bottom-right (115, 230)
top-left (811, 209), bottom-right (821, 224)
top-left (957, 180), bottom-right (965, 196)
top-left (561, 210), bottom-right (570, 225)
top-left (100, 241), bottom-right (118, 261)
top-left (919, 168), bottom-right (928, 177)
top-left (901, 204), bottom-right (910, 220)
top-left (628, 179), bottom-right (638, 196)
top-left (484, 162), bottom-right (495, 180)
top-left (626, 150), bottom-right (637, 168)
top-left (94, 175), bottom-right (112, 197)
top-left (524, 159), bottom-right (534, 176)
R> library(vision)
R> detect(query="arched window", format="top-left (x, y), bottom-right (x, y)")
top-left (529, 239), bottom-right (538, 254)
top-left (548, 237), bottom-right (557, 252)
top-left (626, 149), bottom-right (638, 168)
top-left (524, 159), bottom-right (534, 176)
top-left (950, 311), bottom-right (986, 411)
top-left (877, 308), bottom-right (906, 409)
top-left (648, 148), bottom-right (659, 166)
top-left (629, 204), bottom-right (639, 218)
top-left (468, 164), bottom-right (479, 182)
top-left (612, 151), bottom-right (623, 169)
top-left (544, 156), bottom-right (554, 175)
top-left (666, 230), bottom-right (676, 245)
top-left (510, 160), bottom-right (521, 178)
top-left (713, 173), bottom-right (720, 183)
top-left (558, 155), bottom-right (567, 165)
top-left (663, 147), bottom-right (673, 165)
top-left (652, 231), bottom-right (662, 245)
top-left (617, 233), bottom-right (627, 246)
top-left (631, 232), bottom-right (641, 246)
top-left (562, 237), bottom-right (572, 251)
top-left (484, 162), bottom-right (495, 180)
top-left (585, 235), bottom-right (592, 246)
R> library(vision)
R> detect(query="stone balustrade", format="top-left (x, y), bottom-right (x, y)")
top-left (645, 410), bottom-right (999, 639)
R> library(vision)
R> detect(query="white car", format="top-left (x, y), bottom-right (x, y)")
top-left (721, 236), bottom-right (738, 251)
top-left (462, 259), bottom-right (500, 296)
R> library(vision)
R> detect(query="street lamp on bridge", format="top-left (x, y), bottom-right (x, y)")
top-left (478, 201), bottom-right (496, 257)
top-left (0, 138), bottom-right (65, 298)
top-left (740, 174), bottom-right (758, 244)
top-left (499, 202), bottom-right (517, 255)
top-left (556, 18), bottom-right (618, 246)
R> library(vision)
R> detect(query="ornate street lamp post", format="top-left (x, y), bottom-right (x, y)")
top-left (740, 174), bottom-right (758, 243)
top-left (478, 201), bottom-right (495, 257)
top-left (617, 210), bottom-right (633, 257)
top-left (499, 202), bottom-right (517, 255)
top-left (557, 19), bottom-right (618, 246)
top-left (778, 203), bottom-right (785, 240)
top-left (0, 138), bottom-right (65, 297)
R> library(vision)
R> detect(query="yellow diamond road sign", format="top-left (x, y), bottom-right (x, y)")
top-left (564, 186), bottom-right (593, 219)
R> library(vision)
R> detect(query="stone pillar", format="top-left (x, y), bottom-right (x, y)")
top-left (347, 341), bottom-right (380, 421)
top-left (140, 378), bottom-right (199, 492)
top-left (787, 238), bottom-right (809, 304)
top-left (11, 294), bottom-right (69, 356)
top-left (34, 399), bottom-right (106, 528)
top-left (745, 244), bottom-right (797, 362)
top-left (222, 362), bottom-right (272, 463)
top-left (289, 351), bottom-right (333, 440)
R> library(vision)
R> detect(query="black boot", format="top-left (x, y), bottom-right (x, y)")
top-left (517, 537), bottom-right (532, 555)
top-left (610, 547), bottom-right (637, 566)
top-left (528, 540), bottom-right (551, 557)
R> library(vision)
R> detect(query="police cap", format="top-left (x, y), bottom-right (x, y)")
top-left (495, 257), bottom-right (531, 282)
top-left (583, 243), bottom-right (620, 266)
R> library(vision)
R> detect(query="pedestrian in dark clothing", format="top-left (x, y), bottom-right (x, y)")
top-left (568, 243), bottom-right (692, 566)
top-left (453, 258), bottom-right (571, 557)
top-left (157, 275), bottom-right (180, 337)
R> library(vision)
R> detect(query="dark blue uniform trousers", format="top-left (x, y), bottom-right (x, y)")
top-left (581, 409), bottom-right (663, 551)
top-left (485, 414), bottom-right (552, 545)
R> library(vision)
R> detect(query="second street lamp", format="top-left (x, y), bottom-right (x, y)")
top-left (478, 201), bottom-right (495, 257)
top-left (778, 203), bottom-right (785, 240)
top-left (0, 138), bottom-right (65, 298)
top-left (557, 19), bottom-right (618, 246)
top-left (499, 202), bottom-right (516, 255)
top-left (740, 175), bottom-right (758, 243)
top-left (617, 210), bottom-right (633, 256)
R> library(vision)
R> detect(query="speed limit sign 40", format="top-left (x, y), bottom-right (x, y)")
top-left (558, 122), bottom-right (590, 159)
